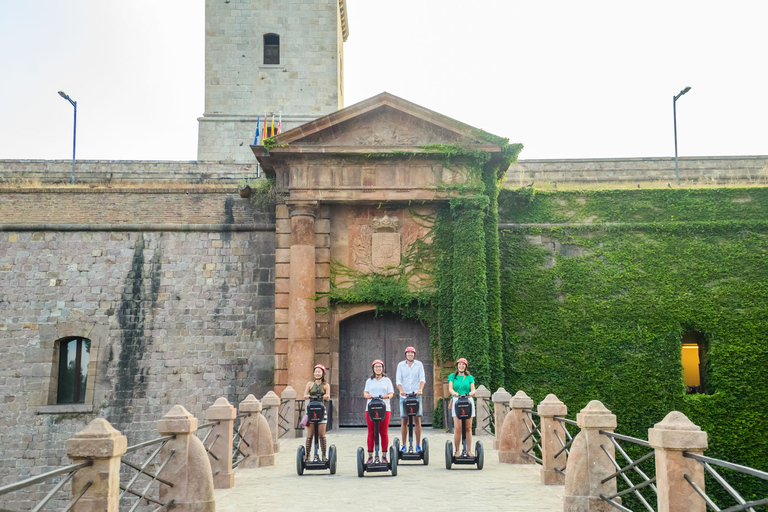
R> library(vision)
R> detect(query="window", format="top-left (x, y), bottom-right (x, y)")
top-left (57, 337), bottom-right (91, 404)
top-left (681, 331), bottom-right (708, 394)
top-left (264, 34), bottom-right (280, 65)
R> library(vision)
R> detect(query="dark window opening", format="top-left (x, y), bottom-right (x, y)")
top-left (57, 337), bottom-right (90, 404)
top-left (264, 34), bottom-right (280, 65)
top-left (682, 331), bottom-right (708, 394)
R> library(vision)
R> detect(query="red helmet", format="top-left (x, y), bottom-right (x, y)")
top-left (404, 346), bottom-right (416, 354)
top-left (313, 364), bottom-right (326, 374)
top-left (371, 359), bottom-right (385, 369)
top-left (456, 358), bottom-right (469, 367)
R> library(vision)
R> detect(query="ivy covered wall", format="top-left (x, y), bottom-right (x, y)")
top-left (498, 187), bottom-right (768, 485)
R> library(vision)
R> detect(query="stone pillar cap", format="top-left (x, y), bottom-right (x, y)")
top-left (261, 390), bottom-right (280, 406)
top-left (537, 393), bottom-right (567, 417)
top-left (66, 418), bottom-right (127, 459)
top-left (474, 384), bottom-right (491, 398)
top-left (492, 388), bottom-right (512, 402)
top-left (207, 397), bottom-right (237, 421)
top-left (648, 411), bottom-right (708, 450)
top-left (239, 394), bottom-right (262, 413)
top-left (158, 405), bottom-right (198, 435)
top-left (576, 400), bottom-right (617, 429)
top-left (510, 390), bottom-right (534, 409)
top-left (281, 386), bottom-right (297, 399)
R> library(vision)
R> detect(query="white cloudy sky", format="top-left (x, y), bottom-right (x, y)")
top-left (0, 0), bottom-right (765, 161)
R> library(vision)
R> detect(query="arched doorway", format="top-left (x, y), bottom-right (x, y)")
top-left (338, 311), bottom-right (433, 426)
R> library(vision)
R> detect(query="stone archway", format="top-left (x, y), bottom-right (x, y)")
top-left (337, 311), bottom-right (433, 426)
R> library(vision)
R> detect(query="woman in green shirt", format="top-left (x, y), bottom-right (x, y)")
top-left (447, 357), bottom-right (476, 457)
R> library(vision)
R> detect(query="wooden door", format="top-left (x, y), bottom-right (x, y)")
top-left (338, 311), bottom-right (433, 426)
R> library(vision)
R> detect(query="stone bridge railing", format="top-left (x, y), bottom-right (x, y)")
top-left (0, 391), bottom-right (280, 511)
top-left (493, 388), bottom-right (768, 512)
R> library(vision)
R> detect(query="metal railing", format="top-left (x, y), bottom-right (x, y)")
top-left (598, 430), bottom-right (658, 512)
top-left (231, 413), bottom-right (253, 469)
top-left (553, 416), bottom-right (578, 475)
top-left (277, 399), bottom-right (292, 439)
top-left (683, 452), bottom-right (768, 512)
top-left (196, 420), bottom-right (221, 471)
top-left (0, 460), bottom-right (93, 511)
top-left (120, 435), bottom-right (176, 512)
top-left (480, 396), bottom-right (494, 436)
top-left (522, 409), bottom-right (543, 463)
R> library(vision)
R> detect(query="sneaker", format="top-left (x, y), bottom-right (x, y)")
top-left (416, 446), bottom-right (423, 453)
top-left (366, 457), bottom-right (373, 464)
top-left (382, 456), bottom-right (388, 464)
top-left (400, 445), bottom-right (406, 453)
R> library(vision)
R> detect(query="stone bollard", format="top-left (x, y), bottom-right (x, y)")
top-left (492, 387), bottom-right (512, 449)
top-left (280, 386), bottom-right (297, 439)
top-left (205, 397), bottom-right (236, 489)
top-left (261, 390), bottom-right (281, 452)
top-left (648, 411), bottom-right (708, 512)
top-left (538, 393), bottom-right (568, 485)
top-left (65, 418), bottom-right (127, 512)
top-left (157, 405), bottom-right (215, 512)
top-left (238, 394), bottom-right (275, 467)
top-left (474, 385), bottom-right (492, 436)
top-left (564, 400), bottom-right (619, 511)
top-left (498, 390), bottom-right (536, 464)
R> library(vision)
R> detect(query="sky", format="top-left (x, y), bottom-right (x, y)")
top-left (0, 0), bottom-right (765, 162)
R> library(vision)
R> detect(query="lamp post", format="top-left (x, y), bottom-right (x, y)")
top-left (673, 86), bottom-right (691, 186)
top-left (58, 91), bottom-right (77, 185)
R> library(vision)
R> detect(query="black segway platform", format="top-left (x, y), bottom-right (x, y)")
top-left (393, 394), bottom-right (428, 465)
top-left (297, 396), bottom-right (337, 475)
top-left (357, 397), bottom-right (397, 477)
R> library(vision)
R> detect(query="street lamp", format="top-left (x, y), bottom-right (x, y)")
top-left (673, 86), bottom-right (691, 186)
top-left (58, 91), bottom-right (77, 185)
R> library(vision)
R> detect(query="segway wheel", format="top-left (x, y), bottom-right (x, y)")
top-left (329, 445), bottom-right (337, 475)
top-left (393, 437), bottom-right (400, 459)
top-left (356, 446), bottom-right (365, 478)
top-left (476, 441), bottom-right (484, 470)
top-left (445, 440), bottom-right (453, 470)
top-left (296, 445), bottom-right (305, 476)
top-left (389, 446), bottom-right (398, 477)
top-left (422, 437), bottom-right (429, 465)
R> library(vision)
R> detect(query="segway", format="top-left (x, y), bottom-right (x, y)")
top-left (297, 394), bottom-right (337, 475)
top-left (444, 395), bottom-right (483, 470)
top-left (357, 396), bottom-right (397, 477)
top-left (393, 393), bottom-right (428, 465)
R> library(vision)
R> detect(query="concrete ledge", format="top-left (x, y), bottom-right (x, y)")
top-left (36, 404), bottom-right (94, 414)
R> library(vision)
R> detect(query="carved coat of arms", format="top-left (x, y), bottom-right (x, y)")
top-left (353, 215), bottom-right (401, 273)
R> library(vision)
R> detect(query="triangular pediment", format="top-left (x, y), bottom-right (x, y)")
top-left (268, 92), bottom-right (504, 151)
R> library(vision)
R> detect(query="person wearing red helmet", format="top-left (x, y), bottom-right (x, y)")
top-left (302, 364), bottom-right (331, 461)
top-left (448, 357), bottom-right (476, 458)
top-left (396, 346), bottom-right (425, 452)
top-left (363, 359), bottom-right (394, 464)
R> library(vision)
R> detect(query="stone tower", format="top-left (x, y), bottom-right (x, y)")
top-left (197, 0), bottom-right (349, 163)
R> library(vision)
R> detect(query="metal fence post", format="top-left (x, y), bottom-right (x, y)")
top-left (65, 418), bottom-right (127, 512)
top-left (648, 411), bottom-right (708, 512)
top-left (538, 394), bottom-right (568, 485)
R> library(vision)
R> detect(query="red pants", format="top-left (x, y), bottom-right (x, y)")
top-left (366, 411), bottom-right (390, 452)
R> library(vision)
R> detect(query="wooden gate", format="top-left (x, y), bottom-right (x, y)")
top-left (338, 311), bottom-right (433, 426)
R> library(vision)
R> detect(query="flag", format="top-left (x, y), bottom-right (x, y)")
top-left (278, 112), bottom-right (282, 134)
top-left (264, 113), bottom-right (267, 138)
top-left (253, 116), bottom-right (260, 145)
top-left (271, 114), bottom-right (275, 138)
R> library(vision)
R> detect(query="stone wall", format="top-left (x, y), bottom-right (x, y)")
top-left (0, 189), bottom-right (276, 502)
top-left (505, 155), bottom-right (768, 186)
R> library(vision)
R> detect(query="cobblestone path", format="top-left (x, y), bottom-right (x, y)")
top-left (215, 428), bottom-right (563, 511)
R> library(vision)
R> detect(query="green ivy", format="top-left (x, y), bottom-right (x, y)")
top-left (499, 187), bottom-right (768, 503)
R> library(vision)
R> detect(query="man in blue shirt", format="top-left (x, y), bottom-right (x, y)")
top-left (395, 346), bottom-right (426, 452)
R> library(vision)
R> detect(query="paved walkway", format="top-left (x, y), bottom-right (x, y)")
top-left (215, 428), bottom-right (563, 511)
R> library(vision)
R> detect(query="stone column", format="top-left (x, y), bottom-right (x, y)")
top-left (157, 405), bottom-right (215, 512)
top-left (65, 418), bottom-right (127, 512)
top-left (648, 411), bottom-right (708, 512)
top-left (474, 385), bottom-right (492, 436)
top-left (280, 386), bottom-right (298, 439)
top-left (261, 390), bottom-right (281, 452)
top-left (538, 393), bottom-right (568, 485)
top-left (287, 201), bottom-right (318, 394)
top-left (238, 394), bottom-right (275, 467)
top-left (564, 400), bottom-right (619, 511)
top-left (205, 397), bottom-right (236, 489)
top-left (492, 387), bottom-right (512, 449)
top-left (498, 390), bottom-right (535, 464)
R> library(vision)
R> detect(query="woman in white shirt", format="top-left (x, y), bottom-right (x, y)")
top-left (363, 359), bottom-right (394, 464)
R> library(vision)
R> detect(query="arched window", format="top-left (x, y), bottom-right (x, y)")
top-left (681, 331), bottom-right (708, 394)
top-left (264, 33), bottom-right (280, 65)
top-left (57, 337), bottom-right (91, 404)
